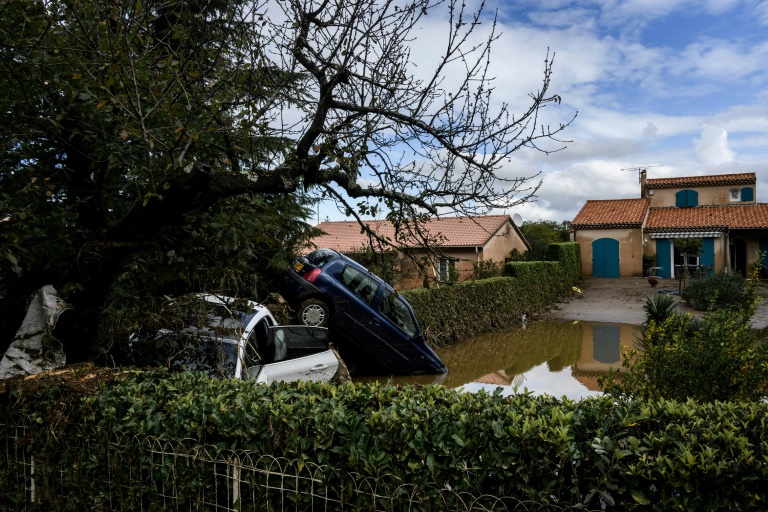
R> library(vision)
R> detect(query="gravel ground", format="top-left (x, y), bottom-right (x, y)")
top-left (547, 277), bottom-right (768, 328)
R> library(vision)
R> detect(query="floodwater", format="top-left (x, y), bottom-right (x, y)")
top-left (356, 319), bottom-right (643, 401)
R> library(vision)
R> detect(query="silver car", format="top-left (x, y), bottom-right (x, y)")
top-left (146, 294), bottom-right (339, 384)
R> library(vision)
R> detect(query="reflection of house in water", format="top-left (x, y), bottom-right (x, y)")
top-left (572, 322), bottom-right (643, 391)
top-left (475, 370), bottom-right (513, 386)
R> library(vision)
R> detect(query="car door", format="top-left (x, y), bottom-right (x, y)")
top-left (244, 324), bottom-right (338, 384)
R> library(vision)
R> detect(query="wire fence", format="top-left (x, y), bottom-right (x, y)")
top-left (1, 422), bottom-right (565, 511)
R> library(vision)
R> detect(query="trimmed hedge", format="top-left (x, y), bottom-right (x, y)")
top-left (3, 370), bottom-right (768, 511)
top-left (546, 242), bottom-right (581, 286)
top-left (404, 242), bottom-right (581, 346)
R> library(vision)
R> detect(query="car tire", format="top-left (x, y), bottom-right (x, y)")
top-left (298, 298), bottom-right (330, 327)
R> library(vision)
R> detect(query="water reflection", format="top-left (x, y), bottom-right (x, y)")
top-left (354, 320), bottom-right (643, 402)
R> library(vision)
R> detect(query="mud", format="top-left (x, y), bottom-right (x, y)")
top-left (547, 277), bottom-right (768, 328)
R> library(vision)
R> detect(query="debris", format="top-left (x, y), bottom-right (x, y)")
top-left (0, 285), bottom-right (70, 380)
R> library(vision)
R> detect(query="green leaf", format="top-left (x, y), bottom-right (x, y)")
top-left (631, 490), bottom-right (651, 505)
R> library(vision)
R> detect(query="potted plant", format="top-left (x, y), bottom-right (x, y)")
top-left (648, 276), bottom-right (659, 287)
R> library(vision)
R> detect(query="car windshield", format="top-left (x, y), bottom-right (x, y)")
top-left (171, 338), bottom-right (239, 379)
top-left (306, 249), bottom-right (338, 268)
top-left (179, 300), bottom-right (249, 341)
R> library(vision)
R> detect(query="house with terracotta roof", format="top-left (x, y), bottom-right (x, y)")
top-left (571, 171), bottom-right (768, 278)
top-left (307, 215), bottom-right (530, 289)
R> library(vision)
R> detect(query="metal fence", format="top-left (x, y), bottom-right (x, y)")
top-left (1, 422), bottom-right (561, 511)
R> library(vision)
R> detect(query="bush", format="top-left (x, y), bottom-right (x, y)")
top-left (404, 243), bottom-right (581, 346)
top-left (471, 260), bottom-right (502, 280)
top-left (642, 293), bottom-right (678, 326)
top-left (601, 308), bottom-right (768, 403)
top-left (681, 271), bottom-right (753, 311)
top-left (4, 369), bottom-right (768, 511)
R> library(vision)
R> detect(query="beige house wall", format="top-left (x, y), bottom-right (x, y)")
top-left (648, 184), bottom-right (756, 207)
top-left (393, 221), bottom-right (528, 290)
top-left (573, 227), bottom-right (644, 277)
top-left (481, 222), bottom-right (529, 261)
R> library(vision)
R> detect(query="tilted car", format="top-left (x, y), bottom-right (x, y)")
top-left (134, 294), bottom-right (339, 384)
top-left (282, 249), bottom-right (447, 375)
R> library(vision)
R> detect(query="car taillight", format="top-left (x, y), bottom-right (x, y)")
top-left (304, 268), bottom-right (322, 283)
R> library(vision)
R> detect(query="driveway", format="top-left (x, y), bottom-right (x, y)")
top-left (547, 277), bottom-right (768, 328)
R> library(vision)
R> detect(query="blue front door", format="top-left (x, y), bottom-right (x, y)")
top-left (592, 238), bottom-right (619, 278)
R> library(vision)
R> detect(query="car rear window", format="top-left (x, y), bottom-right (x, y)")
top-left (306, 249), bottom-right (338, 267)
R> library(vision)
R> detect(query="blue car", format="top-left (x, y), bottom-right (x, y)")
top-left (282, 249), bottom-right (447, 375)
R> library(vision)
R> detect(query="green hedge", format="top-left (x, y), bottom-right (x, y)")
top-left (3, 370), bottom-right (768, 511)
top-left (546, 242), bottom-right (581, 286)
top-left (404, 243), bottom-right (581, 347)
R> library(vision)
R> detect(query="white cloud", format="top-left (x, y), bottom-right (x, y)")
top-left (694, 125), bottom-right (735, 165)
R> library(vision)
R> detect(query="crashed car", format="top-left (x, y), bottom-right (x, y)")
top-left (133, 294), bottom-right (339, 384)
top-left (282, 249), bottom-right (447, 375)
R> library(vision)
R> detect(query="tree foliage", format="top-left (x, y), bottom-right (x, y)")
top-left (518, 220), bottom-right (570, 260)
top-left (0, 0), bottom-right (571, 359)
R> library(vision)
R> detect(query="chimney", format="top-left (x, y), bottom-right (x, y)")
top-left (640, 169), bottom-right (647, 198)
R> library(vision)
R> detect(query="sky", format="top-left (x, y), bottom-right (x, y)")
top-left (315, 0), bottom-right (768, 225)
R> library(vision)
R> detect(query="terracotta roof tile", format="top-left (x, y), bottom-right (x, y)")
top-left (571, 199), bottom-right (649, 229)
top-left (646, 203), bottom-right (768, 231)
top-left (646, 173), bottom-right (755, 189)
top-left (310, 215), bottom-right (524, 252)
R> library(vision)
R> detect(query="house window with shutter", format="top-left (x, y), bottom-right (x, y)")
top-left (675, 189), bottom-right (698, 207)
top-left (741, 187), bottom-right (754, 202)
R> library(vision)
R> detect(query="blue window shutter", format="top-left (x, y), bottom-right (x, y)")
top-left (702, 238), bottom-right (715, 276)
top-left (741, 187), bottom-right (754, 201)
top-left (676, 190), bottom-right (698, 207)
top-left (656, 239), bottom-right (672, 278)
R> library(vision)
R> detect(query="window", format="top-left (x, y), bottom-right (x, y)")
top-left (379, 290), bottom-right (417, 337)
top-left (340, 265), bottom-right (379, 304)
top-left (270, 326), bottom-right (329, 361)
top-left (439, 258), bottom-right (456, 282)
top-left (673, 244), bottom-right (700, 277)
top-left (730, 188), bottom-right (741, 201)
top-left (306, 249), bottom-right (338, 267)
top-left (675, 189), bottom-right (698, 207)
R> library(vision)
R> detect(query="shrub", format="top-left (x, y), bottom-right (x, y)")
top-left (471, 260), bottom-right (502, 280)
top-left (680, 271), bottom-right (753, 311)
top-left (642, 294), bottom-right (678, 326)
top-left (601, 308), bottom-right (768, 403)
top-left (4, 369), bottom-right (768, 511)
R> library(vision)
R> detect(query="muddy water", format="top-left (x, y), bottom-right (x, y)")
top-left (356, 319), bottom-right (643, 401)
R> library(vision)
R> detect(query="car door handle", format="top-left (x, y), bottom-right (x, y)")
top-left (310, 364), bottom-right (328, 371)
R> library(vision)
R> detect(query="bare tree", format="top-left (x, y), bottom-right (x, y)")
top-left (251, 0), bottom-right (573, 255)
top-left (0, 0), bottom-right (572, 356)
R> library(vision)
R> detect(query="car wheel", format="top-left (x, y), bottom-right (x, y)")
top-left (299, 299), bottom-right (330, 327)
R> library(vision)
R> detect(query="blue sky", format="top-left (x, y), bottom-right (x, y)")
top-left (315, 0), bottom-right (768, 225)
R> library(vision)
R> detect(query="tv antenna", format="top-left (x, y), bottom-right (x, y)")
top-left (621, 165), bottom-right (663, 181)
